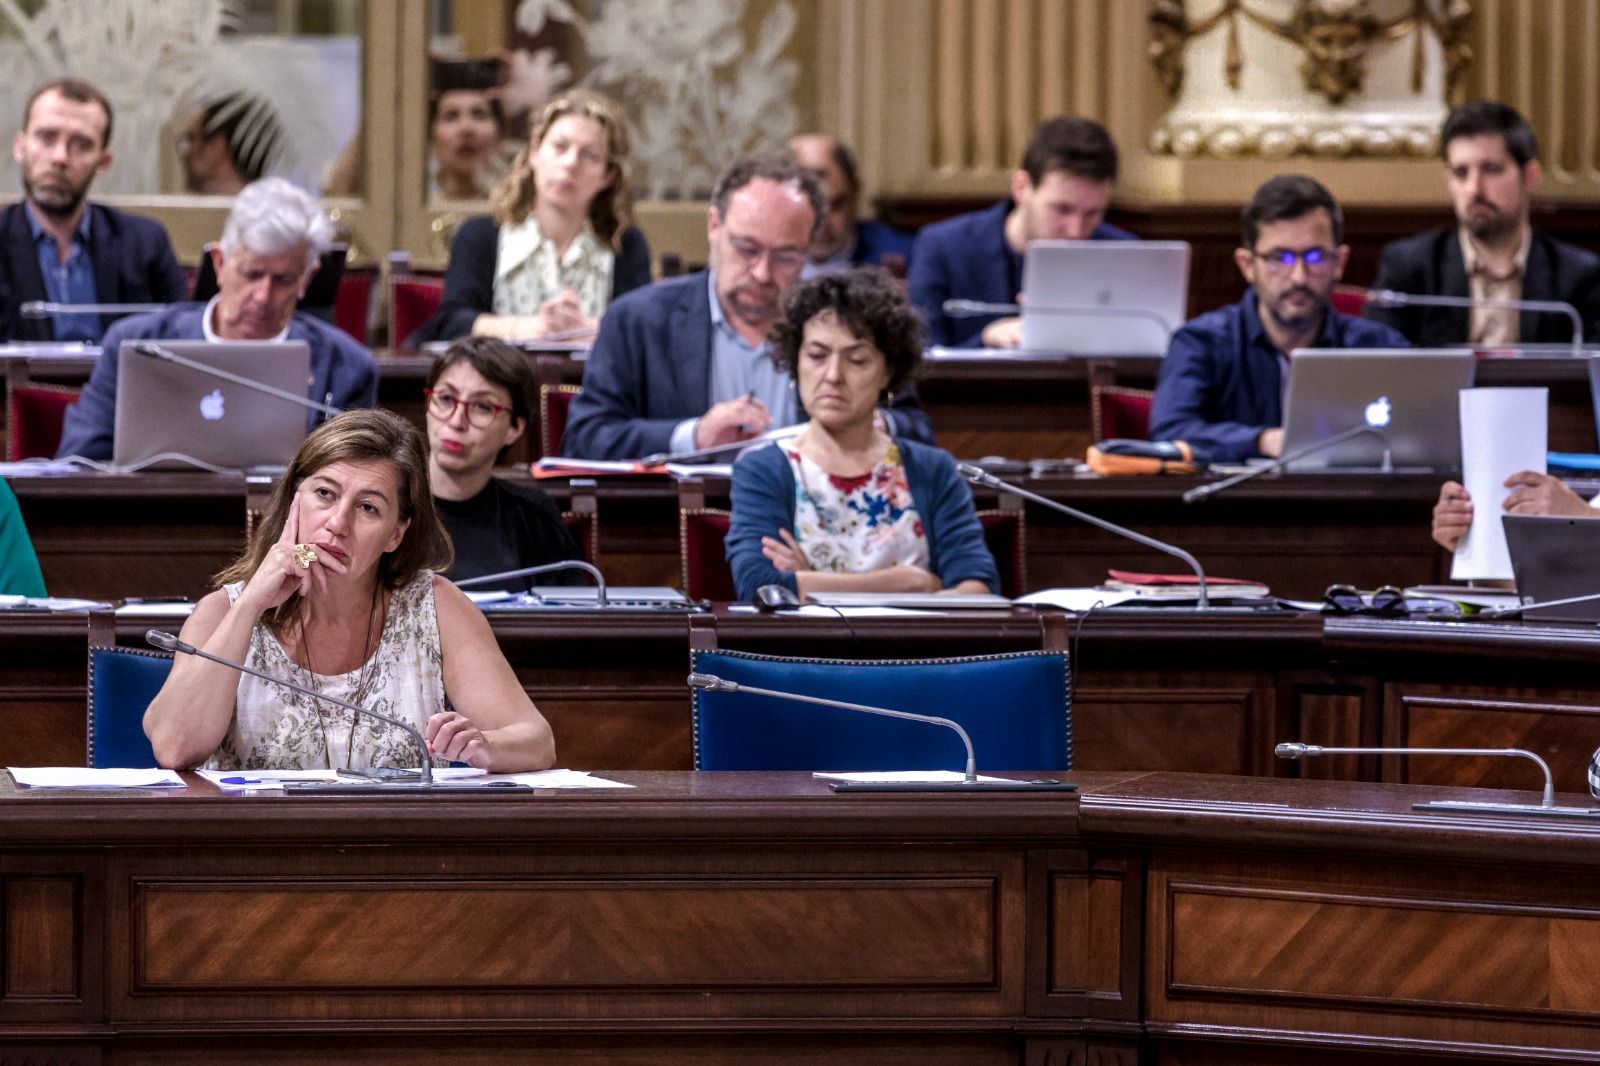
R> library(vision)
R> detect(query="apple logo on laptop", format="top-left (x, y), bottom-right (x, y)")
top-left (1364, 395), bottom-right (1392, 428)
top-left (199, 389), bottom-right (226, 421)
top-left (1095, 287), bottom-right (1113, 306)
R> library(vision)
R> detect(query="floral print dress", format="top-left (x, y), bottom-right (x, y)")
top-left (784, 441), bottom-right (931, 574)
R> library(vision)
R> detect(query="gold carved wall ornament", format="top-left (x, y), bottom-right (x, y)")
top-left (1149, 0), bottom-right (1473, 159)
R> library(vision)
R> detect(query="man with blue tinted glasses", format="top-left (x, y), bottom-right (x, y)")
top-left (563, 154), bottom-right (933, 461)
top-left (1150, 175), bottom-right (1409, 463)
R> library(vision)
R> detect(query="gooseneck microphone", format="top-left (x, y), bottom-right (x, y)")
top-left (685, 672), bottom-right (1071, 792)
top-left (943, 298), bottom-right (1176, 335)
top-left (1182, 423), bottom-right (1394, 504)
top-left (146, 629), bottom-right (440, 789)
top-left (637, 422), bottom-right (805, 466)
top-left (130, 341), bottom-right (343, 418)
top-left (1275, 741), bottom-right (1599, 817)
top-left (453, 559), bottom-right (608, 605)
top-left (960, 462), bottom-right (1210, 608)
top-left (21, 300), bottom-right (169, 318)
top-left (1474, 589), bottom-right (1600, 620)
top-left (1351, 286), bottom-right (1586, 358)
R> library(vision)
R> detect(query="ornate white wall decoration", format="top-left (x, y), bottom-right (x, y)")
top-left (514, 0), bottom-right (799, 200)
top-left (1149, 0), bottom-right (1472, 159)
top-left (0, 0), bottom-right (357, 195)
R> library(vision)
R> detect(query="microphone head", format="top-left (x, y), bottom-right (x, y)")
top-left (686, 672), bottom-right (735, 692)
top-left (19, 301), bottom-right (47, 318)
top-left (145, 629), bottom-right (179, 651)
top-left (1275, 742), bottom-right (1315, 759)
top-left (956, 462), bottom-right (992, 485)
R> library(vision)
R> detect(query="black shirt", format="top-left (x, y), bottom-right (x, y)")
top-left (435, 477), bottom-right (582, 588)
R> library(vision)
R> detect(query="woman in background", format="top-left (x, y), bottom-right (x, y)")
top-left (416, 89), bottom-right (651, 345)
top-left (0, 480), bottom-right (45, 597)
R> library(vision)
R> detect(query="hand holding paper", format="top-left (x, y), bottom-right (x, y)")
top-left (1452, 388), bottom-right (1547, 582)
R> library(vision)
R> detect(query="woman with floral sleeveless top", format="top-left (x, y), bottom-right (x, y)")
top-left (726, 269), bottom-right (999, 602)
top-left (144, 409), bottom-right (555, 772)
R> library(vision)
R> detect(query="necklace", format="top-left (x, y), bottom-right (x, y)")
top-left (299, 581), bottom-right (383, 769)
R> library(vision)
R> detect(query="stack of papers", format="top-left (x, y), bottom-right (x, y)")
top-left (195, 768), bottom-right (634, 791)
top-left (0, 595), bottom-right (114, 612)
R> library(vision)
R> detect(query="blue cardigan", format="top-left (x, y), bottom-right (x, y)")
top-left (725, 437), bottom-right (999, 601)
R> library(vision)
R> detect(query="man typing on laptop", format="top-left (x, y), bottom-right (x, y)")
top-left (56, 178), bottom-right (377, 461)
top-left (1150, 175), bottom-right (1409, 463)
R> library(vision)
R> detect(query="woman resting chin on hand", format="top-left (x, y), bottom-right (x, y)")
top-left (725, 268), bottom-right (1000, 604)
top-left (142, 409), bottom-right (556, 774)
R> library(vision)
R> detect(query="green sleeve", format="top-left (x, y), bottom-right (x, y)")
top-left (0, 480), bottom-right (46, 598)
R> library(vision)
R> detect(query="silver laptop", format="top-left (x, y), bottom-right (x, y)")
top-left (1281, 348), bottom-right (1476, 472)
top-left (112, 340), bottom-right (313, 470)
top-left (1018, 240), bottom-right (1190, 355)
top-left (1504, 514), bottom-right (1600, 621)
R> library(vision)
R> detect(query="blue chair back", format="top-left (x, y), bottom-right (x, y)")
top-left (88, 646), bottom-right (172, 768)
top-left (691, 649), bottom-right (1070, 772)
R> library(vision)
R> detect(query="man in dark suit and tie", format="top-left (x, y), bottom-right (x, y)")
top-left (908, 115), bottom-right (1135, 348)
top-left (1, 78), bottom-right (186, 343)
top-left (561, 153), bottom-right (932, 461)
top-left (1365, 101), bottom-right (1600, 348)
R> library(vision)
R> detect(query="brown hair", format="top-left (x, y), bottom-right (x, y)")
top-left (427, 336), bottom-right (535, 428)
top-left (490, 88), bottom-right (633, 249)
top-left (216, 409), bottom-right (452, 626)
top-left (24, 78), bottom-right (114, 148)
top-left (769, 267), bottom-right (924, 395)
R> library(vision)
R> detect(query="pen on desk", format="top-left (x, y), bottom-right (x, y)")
top-left (220, 776), bottom-right (267, 785)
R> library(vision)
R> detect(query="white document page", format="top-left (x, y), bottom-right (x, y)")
top-left (8, 767), bottom-right (185, 788)
top-left (1452, 388), bottom-right (1548, 582)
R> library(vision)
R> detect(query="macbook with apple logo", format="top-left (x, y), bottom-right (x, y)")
top-left (111, 339), bottom-right (314, 471)
top-left (1018, 240), bottom-right (1191, 355)
top-left (1279, 347), bottom-right (1476, 473)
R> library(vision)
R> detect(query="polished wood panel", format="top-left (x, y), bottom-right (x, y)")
top-left (5, 876), bottom-right (78, 998)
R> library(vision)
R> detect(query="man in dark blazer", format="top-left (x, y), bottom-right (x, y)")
top-left (2, 78), bottom-right (185, 343)
top-left (562, 154), bottom-right (932, 461)
top-left (787, 133), bottom-right (914, 276)
top-left (1366, 101), bottom-right (1600, 347)
top-left (909, 115), bottom-right (1135, 348)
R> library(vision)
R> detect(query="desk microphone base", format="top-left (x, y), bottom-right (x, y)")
top-left (1413, 799), bottom-right (1600, 818)
top-left (829, 779), bottom-right (1076, 793)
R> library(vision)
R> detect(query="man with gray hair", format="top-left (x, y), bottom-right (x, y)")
top-left (562, 153), bottom-right (931, 460)
top-left (56, 177), bottom-right (376, 459)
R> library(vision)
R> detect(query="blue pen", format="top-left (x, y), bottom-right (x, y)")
top-left (220, 776), bottom-right (267, 785)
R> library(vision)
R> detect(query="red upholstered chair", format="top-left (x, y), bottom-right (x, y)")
top-left (677, 478), bottom-right (735, 601)
top-left (7, 382), bottom-right (80, 460)
top-left (387, 252), bottom-right (445, 348)
top-left (977, 495), bottom-right (1027, 598)
top-left (1090, 385), bottom-right (1155, 441)
top-left (1330, 287), bottom-right (1368, 317)
top-left (539, 383), bottom-right (583, 458)
top-left (334, 267), bottom-right (378, 344)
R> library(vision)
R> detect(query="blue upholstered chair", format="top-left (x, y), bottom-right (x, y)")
top-left (690, 648), bottom-right (1070, 773)
top-left (87, 646), bottom-right (171, 768)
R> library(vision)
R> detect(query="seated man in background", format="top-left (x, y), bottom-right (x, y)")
top-left (56, 178), bottom-right (377, 460)
top-left (1149, 175), bottom-right (1409, 463)
top-left (563, 153), bottom-right (932, 461)
top-left (0, 479), bottom-right (46, 597)
top-left (1, 78), bottom-right (186, 343)
top-left (1367, 101), bottom-right (1600, 347)
top-left (1431, 473), bottom-right (1597, 552)
top-left (787, 133), bottom-right (913, 276)
top-left (908, 115), bottom-right (1133, 348)
top-left (425, 337), bottom-right (581, 583)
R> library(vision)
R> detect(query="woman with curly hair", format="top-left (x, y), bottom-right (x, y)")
top-left (416, 88), bottom-right (652, 344)
top-left (724, 269), bottom-right (998, 602)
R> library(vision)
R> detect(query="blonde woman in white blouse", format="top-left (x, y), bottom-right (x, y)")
top-left (415, 89), bottom-right (653, 346)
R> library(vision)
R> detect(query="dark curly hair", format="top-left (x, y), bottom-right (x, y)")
top-left (769, 268), bottom-right (923, 394)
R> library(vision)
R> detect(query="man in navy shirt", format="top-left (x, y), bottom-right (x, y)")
top-left (787, 133), bottom-right (914, 276)
top-left (1149, 175), bottom-right (1409, 463)
top-left (0, 78), bottom-right (185, 343)
top-left (908, 115), bottom-right (1134, 348)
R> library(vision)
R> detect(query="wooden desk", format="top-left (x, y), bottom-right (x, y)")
top-left (5, 769), bottom-right (1600, 1063)
top-left (0, 768), bottom-right (1135, 1065)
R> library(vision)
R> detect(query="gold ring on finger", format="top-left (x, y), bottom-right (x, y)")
top-left (293, 544), bottom-right (319, 570)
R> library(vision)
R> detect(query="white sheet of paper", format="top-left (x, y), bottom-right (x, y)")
top-left (8, 767), bottom-right (185, 788)
top-left (1452, 388), bottom-right (1548, 581)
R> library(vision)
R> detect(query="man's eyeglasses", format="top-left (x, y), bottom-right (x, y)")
top-left (1324, 583), bottom-right (1406, 616)
top-left (1253, 246), bottom-right (1337, 276)
top-left (726, 234), bottom-right (808, 274)
top-left (424, 388), bottom-right (513, 428)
